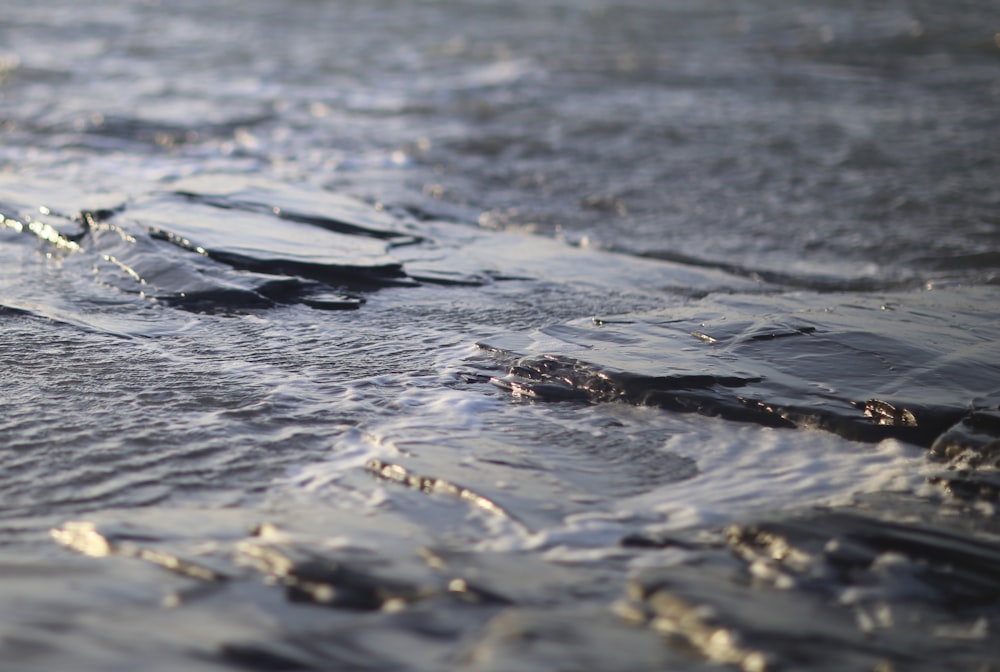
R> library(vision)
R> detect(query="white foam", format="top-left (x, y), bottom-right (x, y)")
top-left (479, 420), bottom-right (926, 556)
top-left (628, 428), bottom-right (924, 529)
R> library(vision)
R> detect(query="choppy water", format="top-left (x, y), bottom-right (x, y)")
top-left (2, 1), bottom-right (999, 670)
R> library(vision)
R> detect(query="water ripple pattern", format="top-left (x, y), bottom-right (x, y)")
top-left (1, 1), bottom-right (999, 671)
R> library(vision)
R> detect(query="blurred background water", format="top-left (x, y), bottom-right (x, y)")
top-left (3, 0), bottom-right (998, 284)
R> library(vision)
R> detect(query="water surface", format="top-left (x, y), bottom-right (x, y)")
top-left (1, 1), bottom-right (999, 669)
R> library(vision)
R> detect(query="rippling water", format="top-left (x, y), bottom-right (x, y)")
top-left (2, 1), bottom-right (999, 670)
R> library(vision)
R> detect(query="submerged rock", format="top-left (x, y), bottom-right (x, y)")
top-left (481, 287), bottom-right (1000, 449)
top-left (931, 409), bottom-right (1000, 461)
top-left (1, 181), bottom-right (399, 311)
top-left (1, 175), bottom-right (777, 318)
top-left (51, 520), bottom-right (230, 582)
top-left (926, 408), bottom-right (1000, 502)
top-left (620, 504), bottom-right (1000, 671)
top-left (236, 536), bottom-right (423, 611)
top-left (365, 458), bottom-right (519, 524)
top-left (128, 190), bottom-right (413, 291)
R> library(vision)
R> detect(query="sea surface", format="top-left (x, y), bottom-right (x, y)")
top-left (1, 1), bottom-right (999, 670)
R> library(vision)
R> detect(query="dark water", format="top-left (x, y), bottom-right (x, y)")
top-left (2, 1), bottom-right (1000, 670)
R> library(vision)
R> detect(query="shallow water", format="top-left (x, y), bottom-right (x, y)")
top-left (2, 1), bottom-right (1000, 670)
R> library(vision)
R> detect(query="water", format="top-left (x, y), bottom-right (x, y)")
top-left (2, 1), bottom-right (1000, 669)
